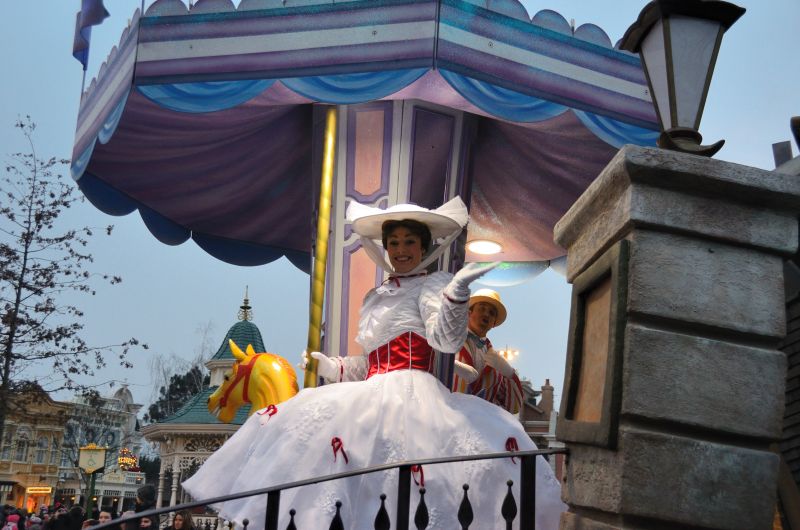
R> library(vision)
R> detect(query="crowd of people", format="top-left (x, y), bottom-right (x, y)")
top-left (2, 504), bottom-right (114, 530)
top-left (0, 487), bottom-right (195, 530)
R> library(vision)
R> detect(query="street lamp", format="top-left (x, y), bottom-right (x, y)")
top-left (497, 347), bottom-right (519, 363)
top-left (621, 1), bottom-right (745, 157)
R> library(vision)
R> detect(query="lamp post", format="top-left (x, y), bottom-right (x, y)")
top-left (621, 0), bottom-right (745, 157)
top-left (497, 347), bottom-right (519, 363)
top-left (78, 444), bottom-right (107, 517)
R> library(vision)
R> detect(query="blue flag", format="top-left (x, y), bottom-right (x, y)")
top-left (72, 0), bottom-right (110, 70)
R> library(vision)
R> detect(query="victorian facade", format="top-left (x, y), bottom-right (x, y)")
top-left (56, 385), bottom-right (146, 513)
top-left (1, 385), bottom-right (146, 513)
top-left (0, 386), bottom-right (71, 513)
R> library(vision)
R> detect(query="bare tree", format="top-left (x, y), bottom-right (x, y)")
top-left (0, 117), bottom-right (146, 444)
top-left (144, 321), bottom-right (215, 423)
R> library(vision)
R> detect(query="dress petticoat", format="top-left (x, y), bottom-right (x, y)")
top-left (183, 369), bottom-right (565, 529)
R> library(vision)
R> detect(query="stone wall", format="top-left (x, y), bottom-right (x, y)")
top-left (553, 145), bottom-right (800, 529)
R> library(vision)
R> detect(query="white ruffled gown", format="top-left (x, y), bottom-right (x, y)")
top-left (183, 272), bottom-right (565, 529)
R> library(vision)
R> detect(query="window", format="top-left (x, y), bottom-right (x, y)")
top-left (50, 438), bottom-right (59, 465)
top-left (14, 437), bottom-right (29, 462)
top-left (61, 447), bottom-right (74, 469)
top-left (0, 432), bottom-right (12, 461)
top-left (35, 436), bottom-right (49, 464)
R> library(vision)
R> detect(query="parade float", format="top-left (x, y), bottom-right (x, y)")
top-left (72, 1), bottom-right (662, 527)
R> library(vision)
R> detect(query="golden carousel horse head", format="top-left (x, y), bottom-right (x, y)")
top-left (208, 340), bottom-right (298, 423)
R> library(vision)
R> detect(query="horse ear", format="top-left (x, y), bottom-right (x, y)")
top-left (246, 344), bottom-right (256, 356)
top-left (229, 339), bottom-right (246, 361)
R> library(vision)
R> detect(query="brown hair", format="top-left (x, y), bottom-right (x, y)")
top-left (173, 511), bottom-right (193, 530)
top-left (381, 219), bottom-right (432, 251)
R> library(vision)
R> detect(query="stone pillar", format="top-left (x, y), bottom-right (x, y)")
top-left (553, 145), bottom-right (800, 530)
top-left (117, 496), bottom-right (124, 514)
top-left (169, 466), bottom-right (179, 507)
top-left (156, 469), bottom-right (165, 508)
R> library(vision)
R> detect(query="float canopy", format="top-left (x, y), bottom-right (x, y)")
top-left (72, 0), bottom-right (658, 273)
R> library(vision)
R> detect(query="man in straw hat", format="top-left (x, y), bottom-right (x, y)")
top-left (453, 288), bottom-right (524, 414)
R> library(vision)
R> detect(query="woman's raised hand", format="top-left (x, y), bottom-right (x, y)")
top-left (300, 350), bottom-right (339, 381)
top-left (445, 262), bottom-right (500, 301)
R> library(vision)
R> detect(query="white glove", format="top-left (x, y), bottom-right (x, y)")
top-left (301, 350), bottom-right (339, 382)
top-left (444, 262), bottom-right (500, 301)
top-left (486, 350), bottom-right (516, 378)
top-left (454, 360), bottom-right (479, 384)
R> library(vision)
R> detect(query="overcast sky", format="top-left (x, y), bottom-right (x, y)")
top-left (1, 0), bottom-right (797, 411)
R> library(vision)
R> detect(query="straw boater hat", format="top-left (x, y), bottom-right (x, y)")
top-left (469, 288), bottom-right (507, 327)
top-left (346, 197), bottom-right (469, 274)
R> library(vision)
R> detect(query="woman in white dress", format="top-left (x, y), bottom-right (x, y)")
top-left (183, 198), bottom-right (565, 529)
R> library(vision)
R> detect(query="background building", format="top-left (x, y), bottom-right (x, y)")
top-left (776, 120), bottom-right (800, 523)
top-left (519, 378), bottom-right (565, 478)
top-left (55, 386), bottom-right (146, 513)
top-left (0, 385), bottom-right (70, 512)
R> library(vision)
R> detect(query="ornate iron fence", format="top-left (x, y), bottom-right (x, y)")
top-left (98, 448), bottom-right (566, 530)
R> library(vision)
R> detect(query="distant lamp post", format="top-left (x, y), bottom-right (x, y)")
top-left (621, 0), bottom-right (745, 157)
top-left (498, 347), bottom-right (519, 363)
top-left (78, 444), bottom-right (107, 516)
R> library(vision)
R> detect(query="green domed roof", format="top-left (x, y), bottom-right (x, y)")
top-left (160, 387), bottom-right (248, 425)
top-left (211, 319), bottom-right (266, 361)
top-left (156, 293), bottom-right (262, 426)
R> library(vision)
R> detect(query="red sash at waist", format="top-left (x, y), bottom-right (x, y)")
top-left (366, 332), bottom-right (435, 379)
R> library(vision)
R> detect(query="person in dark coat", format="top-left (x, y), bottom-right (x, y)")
top-left (134, 487), bottom-right (156, 514)
top-left (127, 486), bottom-right (157, 530)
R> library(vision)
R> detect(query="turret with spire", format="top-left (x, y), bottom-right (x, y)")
top-left (238, 286), bottom-right (252, 321)
top-left (206, 289), bottom-right (267, 388)
top-left (144, 290), bottom-right (268, 428)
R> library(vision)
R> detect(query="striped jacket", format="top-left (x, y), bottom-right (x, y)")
top-left (452, 332), bottom-right (524, 414)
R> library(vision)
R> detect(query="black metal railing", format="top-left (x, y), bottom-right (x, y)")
top-left (94, 448), bottom-right (566, 530)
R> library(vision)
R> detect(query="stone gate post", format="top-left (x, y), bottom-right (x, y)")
top-left (552, 145), bottom-right (800, 529)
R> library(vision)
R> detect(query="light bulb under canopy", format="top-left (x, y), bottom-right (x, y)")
top-left (466, 239), bottom-right (503, 255)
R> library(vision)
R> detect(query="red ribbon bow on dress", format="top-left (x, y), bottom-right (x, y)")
top-left (257, 405), bottom-right (277, 417)
top-left (257, 405), bottom-right (278, 424)
top-left (506, 437), bottom-right (519, 464)
top-left (411, 465), bottom-right (425, 487)
top-left (331, 437), bottom-right (349, 464)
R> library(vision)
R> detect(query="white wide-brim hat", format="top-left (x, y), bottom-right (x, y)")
top-left (347, 197), bottom-right (468, 242)
top-left (346, 197), bottom-right (469, 274)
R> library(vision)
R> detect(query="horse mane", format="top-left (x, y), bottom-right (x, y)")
top-left (266, 352), bottom-right (295, 375)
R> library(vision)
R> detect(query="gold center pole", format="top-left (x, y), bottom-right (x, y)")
top-left (304, 106), bottom-right (338, 388)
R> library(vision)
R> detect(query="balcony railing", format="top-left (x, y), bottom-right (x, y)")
top-left (94, 448), bottom-right (566, 530)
